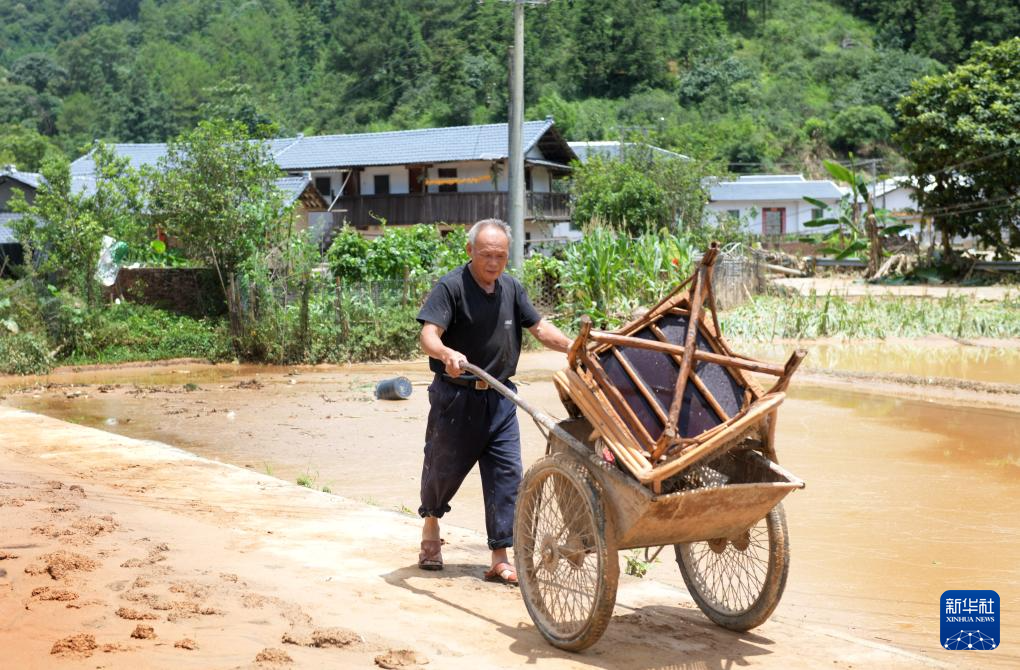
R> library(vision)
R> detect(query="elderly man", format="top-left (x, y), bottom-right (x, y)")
top-left (416, 218), bottom-right (572, 584)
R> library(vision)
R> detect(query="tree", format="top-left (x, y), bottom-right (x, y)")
top-left (198, 82), bottom-right (278, 139)
top-left (10, 143), bottom-right (144, 305)
top-left (896, 38), bottom-right (1020, 257)
top-left (147, 120), bottom-right (290, 337)
top-left (0, 124), bottom-right (65, 171)
top-left (8, 53), bottom-right (67, 94)
top-left (826, 105), bottom-right (895, 154)
top-left (571, 147), bottom-right (717, 234)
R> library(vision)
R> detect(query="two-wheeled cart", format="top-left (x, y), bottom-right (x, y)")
top-left (462, 243), bottom-right (807, 651)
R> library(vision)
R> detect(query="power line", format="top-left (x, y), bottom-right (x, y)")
top-left (909, 147), bottom-right (1020, 180)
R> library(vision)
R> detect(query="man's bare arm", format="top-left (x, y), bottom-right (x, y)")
top-left (528, 318), bottom-right (573, 354)
top-left (420, 323), bottom-right (468, 377)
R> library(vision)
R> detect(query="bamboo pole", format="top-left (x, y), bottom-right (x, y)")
top-left (655, 265), bottom-right (706, 458)
top-left (589, 330), bottom-right (787, 377)
top-left (645, 392), bottom-right (786, 484)
top-left (611, 348), bottom-right (668, 425)
top-left (581, 348), bottom-right (657, 450)
top-left (568, 317), bottom-right (592, 369)
top-left (689, 372), bottom-right (730, 423)
top-left (558, 369), bottom-right (650, 476)
top-left (767, 349), bottom-right (807, 394)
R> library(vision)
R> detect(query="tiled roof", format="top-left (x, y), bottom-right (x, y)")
top-left (271, 119), bottom-right (559, 169)
top-left (0, 167), bottom-right (42, 189)
top-left (0, 212), bottom-right (24, 244)
top-left (70, 119), bottom-right (568, 175)
top-left (275, 175), bottom-right (324, 207)
top-left (709, 174), bottom-right (843, 202)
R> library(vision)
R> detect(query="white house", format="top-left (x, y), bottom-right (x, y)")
top-left (705, 174), bottom-right (844, 236)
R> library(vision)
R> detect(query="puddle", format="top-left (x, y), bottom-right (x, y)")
top-left (2, 348), bottom-right (1018, 665)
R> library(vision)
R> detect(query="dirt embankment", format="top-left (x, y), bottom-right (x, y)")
top-left (0, 405), bottom-right (952, 670)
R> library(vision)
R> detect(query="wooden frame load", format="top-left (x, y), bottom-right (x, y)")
top-left (553, 243), bottom-right (806, 492)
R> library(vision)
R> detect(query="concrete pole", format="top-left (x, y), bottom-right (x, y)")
top-left (508, 0), bottom-right (525, 270)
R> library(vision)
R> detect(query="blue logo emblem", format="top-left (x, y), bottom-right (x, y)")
top-left (941, 590), bottom-right (999, 651)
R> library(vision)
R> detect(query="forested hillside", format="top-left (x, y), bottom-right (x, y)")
top-left (0, 0), bottom-right (1017, 173)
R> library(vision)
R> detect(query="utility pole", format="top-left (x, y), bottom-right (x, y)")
top-left (508, 0), bottom-right (525, 270)
top-left (501, 0), bottom-right (550, 271)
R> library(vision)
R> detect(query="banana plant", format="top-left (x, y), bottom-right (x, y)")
top-left (802, 158), bottom-right (912, 274)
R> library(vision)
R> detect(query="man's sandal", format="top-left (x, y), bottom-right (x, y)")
top-left (418, 539), bottom-right (443, 571)
top-left (484, 562), bottom-right (518, 586)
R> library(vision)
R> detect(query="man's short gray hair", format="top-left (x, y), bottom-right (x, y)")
top-left (467, 218), bottom-right (512, 246)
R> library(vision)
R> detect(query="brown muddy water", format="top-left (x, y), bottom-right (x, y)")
top-left (2, 348), bottom-right (1018, 666)
top-left (742, 339), bottom-right (1020, 384)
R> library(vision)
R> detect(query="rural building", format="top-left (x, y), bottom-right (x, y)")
top-left (70, 118), bottom-right (576, 246)
top-left (0, 166), bottom-right (41, 272)
top-left (705, 174), bottom-right (844, 236)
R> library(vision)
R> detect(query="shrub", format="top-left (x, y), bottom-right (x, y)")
top-left (0, 332), bottom-right (52, 375)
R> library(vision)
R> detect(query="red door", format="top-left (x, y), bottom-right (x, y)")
top-left (762, 207), bottom-right (786, 236)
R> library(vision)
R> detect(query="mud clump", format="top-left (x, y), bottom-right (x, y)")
top-left (25, 550), bottom-right (98, 579)
top-left (175, 638), bottom-right (198, 650)
top-left (31, 586), bottom-right (79, 601)
top-left (255, 647), bottom-right (293, 664)
top-left (51, 633), bottom-right (97, 658)
top-left (311, 628), bottom-right (364, 648)
top-left (72, 515), bottom-right (118, 536)
top-left (282, 627), bottom-right (363, 649)
top-left (375, 649), bottom-right (429, 669)
top-left (0, 497), bottom-right (25, 507)
top-left (0, 551), bottom-right (18, 560)
top-left (100, 643), bottom-right (132, 653)
top-left (116, 607), bottom-right (158, 620)
top-left (130, 624), bottom-right (156, 640)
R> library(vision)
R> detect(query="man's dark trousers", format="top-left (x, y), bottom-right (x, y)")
top-left (418, 376), bottom-right (522, 550)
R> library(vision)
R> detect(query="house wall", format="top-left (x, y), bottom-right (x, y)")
top-left (302, 159), bottom-right (556, 199)
top-left (706, 199), bottom-right (841, 235)
top-left (426, 161), bottom-right (496, 194)
top-left (877, 187), bottom-right (923, 231)
top-left (362, 165), bottom-right (410, 195)
top-left (0, 181), bottom-right (35, 211)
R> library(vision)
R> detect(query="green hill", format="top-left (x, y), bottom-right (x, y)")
top-left (0, 0), bottom-right (1016, 172)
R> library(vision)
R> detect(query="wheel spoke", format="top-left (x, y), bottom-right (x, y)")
top-left (678, 516), bottom-right (773, 615)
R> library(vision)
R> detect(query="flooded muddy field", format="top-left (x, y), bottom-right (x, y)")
top-left (2, 344), bottom-right (1018, 666)
top-left (742, 337), bottom-right (1020, 384)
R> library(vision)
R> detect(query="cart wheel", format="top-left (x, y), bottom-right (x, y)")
top-left (514, 455), bottom-right (619, 652)
top-left (674, 503), bottom-right (789, 631)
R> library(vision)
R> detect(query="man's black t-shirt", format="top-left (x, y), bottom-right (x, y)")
top-left (417, 264), bottom-right (542, 381)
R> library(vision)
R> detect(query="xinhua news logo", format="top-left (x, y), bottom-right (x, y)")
top-left (941, 590), bottom-right (999, 651)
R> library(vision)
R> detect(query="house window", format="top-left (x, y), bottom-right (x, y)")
top-left (525, 167), bottom-right (533, 192)
top-left (726, 209), bottom-right (740, 219)
top-left (315, 177), bottom-right (332, 199)
top-left (373, 174), bottom-right (390, 195)
top-left (811, 208), bottom-right (825, 220)
top-left (437, 168), bottom-right (457, 193)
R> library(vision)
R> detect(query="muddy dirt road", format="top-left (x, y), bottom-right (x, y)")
top-left (2, 342), bottom-right (1017, 668)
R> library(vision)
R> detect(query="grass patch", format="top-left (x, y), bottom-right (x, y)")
top-left (57, 302), bottom-right (232, 365)
top-left (722, 293), bottom-right (1020, 341)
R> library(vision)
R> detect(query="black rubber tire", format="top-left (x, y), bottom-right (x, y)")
top-left (514, 454), bottom-right (619, 652)
top-left (674, 503), bottom-right (789, 631)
